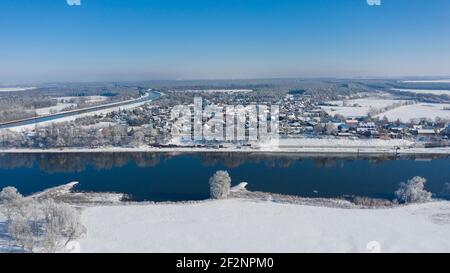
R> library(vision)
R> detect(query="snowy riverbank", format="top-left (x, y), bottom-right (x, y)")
top-left (2, 183), bottom-right (450, 253)
top-left (76, 199), bottom-right (450, 253)
top-left (1, 145), bottom-right (450, 155)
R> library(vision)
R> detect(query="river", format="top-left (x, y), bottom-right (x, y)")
top-left (0, 153), bottom-right (449, 202)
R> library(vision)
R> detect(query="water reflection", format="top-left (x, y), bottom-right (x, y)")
top-left (1, 152), bottom-right (446, 173)
top-left (0, 152), bottom-right (449, 202)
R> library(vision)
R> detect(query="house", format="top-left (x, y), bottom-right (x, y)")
top-left (345, 118), bottom-right (359, 129)
top-left (338, 124), bottom-right (349, 133)
top-left (415, 125), bottom-right (437, 135)
top-left (442, 124), bottom-right (450, 136)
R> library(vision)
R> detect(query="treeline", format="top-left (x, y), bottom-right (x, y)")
top-left (0, 122), bottom-right (160, 149)
top-left (0, 96), bottom-right (57, 122)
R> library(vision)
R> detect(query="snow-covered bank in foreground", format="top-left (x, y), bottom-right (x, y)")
top-left (78, 199), bottom-right (450, 253)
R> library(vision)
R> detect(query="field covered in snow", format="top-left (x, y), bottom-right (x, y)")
top-left (76, 200), bottom-right (450, 253)
top-left (391, 88), bottom-right (450, 96)
top-left (320, 97), bottom-right (406, 117)
top-left (320, 95), bottom-right (450, 123)
top-left (376, 103), bottom-right (450, 122)
top-left (0, 87), bottom-right (36, 92)
top-left (35, 96), bottom-right (108, 115)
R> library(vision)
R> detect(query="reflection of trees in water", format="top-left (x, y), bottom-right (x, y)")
top-left (0, 153), bottom-right (35, 170)
top-left (0, 153), bottom-right (448, 173)
top-left (0, 153), bottom-right (165, 173)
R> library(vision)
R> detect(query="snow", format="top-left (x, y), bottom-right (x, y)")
top-left (391, 88), bottom-right (450, 96)
top-left (182, 89), bottom-right (253, 93)
top-left (278, 138), bottom-right (414, 148)
top-left (376, 103), bottom-right (450, 122)
top-left (76, 200), bottom-right (450, 253)
top-left (35, 103), bottom-right (77, 115)
top-left (0, 87), bottom-right (36, 92)
top-left (2, 94), bottom-right (153, 132)
top-left (34, 96), bottom-right (108, 115)
top-left (320, 97), bottom-right (406, 117)
top-left (57, 95), bottom-right (108, 104)
top-left (0, 138), bottom-right (436, 155)
top-left (402, 80), bottom-right (450, 83)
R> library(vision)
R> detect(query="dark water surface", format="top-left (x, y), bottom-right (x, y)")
top-left (0, 153), bottom-right (449, 202)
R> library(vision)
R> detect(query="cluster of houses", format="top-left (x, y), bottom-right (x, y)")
top-left (83, 91), bottom-right (450, 147)
top-left (278, 93), bottom-right (450, 145)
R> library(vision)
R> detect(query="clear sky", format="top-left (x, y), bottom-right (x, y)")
top-left (1, 0), bottom-right (450, 83)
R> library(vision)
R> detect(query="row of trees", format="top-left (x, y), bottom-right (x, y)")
top-left (0, 122), bottom-right (160, 149)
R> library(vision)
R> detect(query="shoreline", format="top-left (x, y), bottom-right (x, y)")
top-left (1, 146), bottom-right (450, 155)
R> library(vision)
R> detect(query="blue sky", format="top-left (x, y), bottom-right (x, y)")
top-left (1, 0), bottom-right (450, 83)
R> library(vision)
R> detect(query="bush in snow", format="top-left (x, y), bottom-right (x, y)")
top-left (209, 170), bottom-right (231, 199)
top-left (0, 186), bottom-right (86, 253)
top-left (352, 197), bottom-right (392, 207)
top-left (395, 176), bottom-right (432, 204)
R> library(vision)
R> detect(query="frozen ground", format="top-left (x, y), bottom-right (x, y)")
top-left (2, 191), bottom-right (450, 252)
top-left (402, 80), bottom-right (450, 83)
top-left (35, 96), bottom-right (109, 116)
top-left (0, 137), bottom-right (424, 155)
top-left (35, 102), bottom-right (77, 115)
top-left (376, 103), bottom-right (450, 122)
top-left (0, 87), bottom-right (36, 92)
top-left (320, 97), bottom-right (406, 117)
top-left (182, 89), bottom-right (253, 93)
top-left (391, 88), bottom-right (450, 96)
top-left (75, 199), bottom-right (450, 253)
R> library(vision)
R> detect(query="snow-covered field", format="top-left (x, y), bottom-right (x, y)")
top-left (182, 89), bottom-right (253, 93)
top-left (376, 103), bottom-right (450, 122)
top-left (402, 80), bottom-right (450, 83)
top-left (75, 199), bottom-right (450, 253)
top-left (0, 87), bottom-right (36, 92)
top-left (34, 96), bottom-right (108, 115)
top-left (391, 88), bottom-right (450, 96)
top-left (320, 97), bottom-right (406, 117)
top-left (35, 103), bottom-right (78, 115)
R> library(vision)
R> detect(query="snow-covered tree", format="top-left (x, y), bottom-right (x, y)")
top-left (395, 176), bottom-right (432, 204)
top-left (0, 187), bottom-right (26, 221)
top-left (209, 170), bottom-right (231, 199)
top-left (0, 186), bottom-right (86, 253)
top-left (41, 199), bottom-right (86, 253)
top-left (5, 197), bottom-right (42, 253)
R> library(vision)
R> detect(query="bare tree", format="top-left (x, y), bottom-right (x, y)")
top-left (395, 176), bottom-right (432, 204)
top-left (209, 170), bottom-right (231, 199)
top-left (0, 187), bottom-right (86, 253)
top-left (41, 199), bottom-right (86, 253)
top-left (0, 187), bottom-right (25, 221)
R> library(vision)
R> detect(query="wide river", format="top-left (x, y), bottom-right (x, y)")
top-left (0, 153), bottom-right (449, 202)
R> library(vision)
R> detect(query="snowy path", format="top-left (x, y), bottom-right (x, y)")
top-left (78, 200), bottom-right (450, 253)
